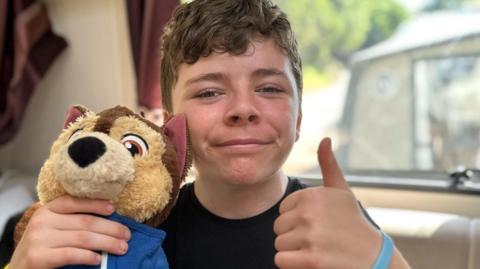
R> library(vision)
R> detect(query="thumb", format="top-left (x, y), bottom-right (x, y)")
top-left (318, 137), bottom-right (350, 190)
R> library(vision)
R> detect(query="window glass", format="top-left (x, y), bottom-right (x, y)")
top-left (414, 55), bottom-right (480, 170)
top-left (275, 0), bottom-right (480, 175)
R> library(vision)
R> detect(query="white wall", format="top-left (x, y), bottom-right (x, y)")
top-left (0, 0), bottom-right (137, 174)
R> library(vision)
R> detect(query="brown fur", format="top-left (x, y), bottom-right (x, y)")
top-left (94, 106), bottom-right (136, 134)
top-left (146, 132), bottom-right (181, 227)
top-left (13, 202), bottom-right (42, 248)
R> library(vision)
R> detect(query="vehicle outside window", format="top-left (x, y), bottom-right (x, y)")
top-left (276, 0), bottom-right (480, 192)
top-left (341, 11), bottom-right (480, 173)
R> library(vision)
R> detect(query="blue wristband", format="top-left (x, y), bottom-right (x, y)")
top-left (372, 232), bottom-right (394, 269)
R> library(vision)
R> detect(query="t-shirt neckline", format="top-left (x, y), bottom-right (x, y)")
top-left (188, 177), bottom-right (296, 226)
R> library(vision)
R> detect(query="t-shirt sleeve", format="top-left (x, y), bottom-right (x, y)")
top-left (358, 202), bottom-right (380, 230)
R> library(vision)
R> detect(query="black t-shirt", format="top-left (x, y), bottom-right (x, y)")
top-left (0, 212), bottom-right (23, 267)
top-left (158, 177), bottom-right (307, 269)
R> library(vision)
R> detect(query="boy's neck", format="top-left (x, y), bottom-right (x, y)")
top-left (193, 172), bottom-right (289, 219)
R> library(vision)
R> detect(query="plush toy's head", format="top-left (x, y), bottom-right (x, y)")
top-left (37, 105), bottom-right (191, 226)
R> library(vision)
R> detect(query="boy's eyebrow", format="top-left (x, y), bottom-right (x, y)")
top-left (252, 68), bottom-right (288, 79)
top-left (185, 72), bottom-right (225, 86)
top-left (184, 68), bottom-right (289, 86)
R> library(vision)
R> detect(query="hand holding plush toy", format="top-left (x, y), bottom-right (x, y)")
top-left (14, 105), bottom-right (191, 268)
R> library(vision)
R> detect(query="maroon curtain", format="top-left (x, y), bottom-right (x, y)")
top-left (125, 0), bottom-right (179, 110)
top-left (0, 0), bottom-right (67, 145)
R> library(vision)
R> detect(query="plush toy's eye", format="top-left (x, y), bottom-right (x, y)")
top-left (121, 134), bottom-right (148, 157)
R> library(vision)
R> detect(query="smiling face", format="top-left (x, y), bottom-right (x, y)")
top-left (171, 38), bottom-right (302, 186)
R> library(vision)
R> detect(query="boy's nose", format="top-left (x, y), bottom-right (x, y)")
top-left (225, 94), bottom-right (260, 125)
top-left (229, 114), bottom-right (258, 124)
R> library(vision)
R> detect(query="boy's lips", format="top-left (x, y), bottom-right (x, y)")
top-left (215, 138), bottom-right (270, 147)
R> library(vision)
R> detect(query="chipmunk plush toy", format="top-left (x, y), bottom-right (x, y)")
top-left (14, 105), bottom-right (191, 268)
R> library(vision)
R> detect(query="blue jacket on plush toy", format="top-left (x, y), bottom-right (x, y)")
top-left (64, 213), bottom-right (168, 269)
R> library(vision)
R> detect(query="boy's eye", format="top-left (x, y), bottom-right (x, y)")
top-left (256, 86), bottom-right (283, 93)
top-left (195, 90), bottom-right (222, 98)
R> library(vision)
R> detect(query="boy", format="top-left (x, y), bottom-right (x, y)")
top-left (8, 0), bottom-right (410, 268)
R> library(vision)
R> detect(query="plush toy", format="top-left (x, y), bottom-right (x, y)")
top-left (14, 105), bottom-right (191, 268)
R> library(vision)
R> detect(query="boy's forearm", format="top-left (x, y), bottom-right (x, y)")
top-left (389, 247), bottom-right (411, 269)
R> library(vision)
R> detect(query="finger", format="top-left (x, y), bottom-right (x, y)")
top-left (46, 195), bottom-right (115, 216)
top-left (274, 209), bottom-right (298, 235)
top-left (44, 247), bottom-right (102, 268)
top-left (274, 230), bottom-right (303, 251)
top-left (278, 190), bottom-right (299, 214)
top-left (318, 137), bottom-right (349, 190)
top-left (54, 214), bottom-right (131, 240)
top-left (275, 250), bottom-right (323, 269)
top-left (55, 230), bottom-right (128, 256)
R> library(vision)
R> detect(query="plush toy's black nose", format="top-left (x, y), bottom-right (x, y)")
top-left (68, 137), bottom-right (106, 168)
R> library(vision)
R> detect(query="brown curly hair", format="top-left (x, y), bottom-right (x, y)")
top-left (160, 0), bottom-right (302, 113)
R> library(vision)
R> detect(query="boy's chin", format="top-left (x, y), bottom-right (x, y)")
top-left (219, 167), bottom-right (279, 187)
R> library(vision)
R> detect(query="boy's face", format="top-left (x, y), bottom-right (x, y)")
top-left (171, 38), bottom-right (301, 185)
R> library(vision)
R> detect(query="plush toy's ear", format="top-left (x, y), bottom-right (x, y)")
top-left (163, 114), bottom-right (189, 179)
top-left (64, 105), bottom-right (90, 129)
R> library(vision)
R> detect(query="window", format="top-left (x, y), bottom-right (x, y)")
top-left (276, 1), bottom-right (480, 180)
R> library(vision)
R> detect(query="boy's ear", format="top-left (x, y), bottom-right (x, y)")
top-left (64, 105), bottom-right (90, 129)
top-left (295, 110), bottom-right (302, 142)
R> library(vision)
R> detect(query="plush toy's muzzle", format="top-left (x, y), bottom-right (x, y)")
top-left (53, 131), bottom-right (135, 200)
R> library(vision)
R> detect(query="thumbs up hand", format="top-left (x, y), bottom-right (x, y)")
top-left (273, 138), bottom-right (383, 269)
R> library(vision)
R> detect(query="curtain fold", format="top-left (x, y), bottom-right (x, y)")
top-left (0, 0), bottom-right (67, 145)
top-left (126, 0), bottom-right (179, 110)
